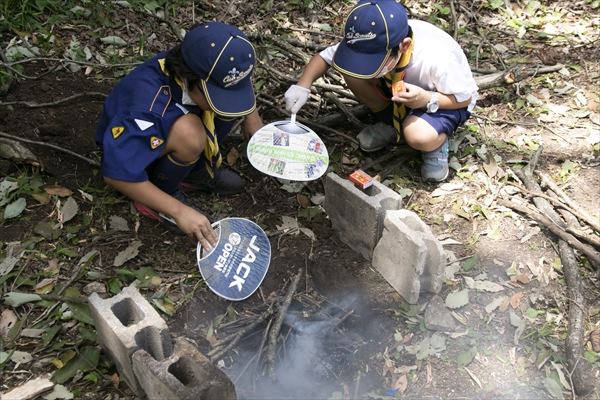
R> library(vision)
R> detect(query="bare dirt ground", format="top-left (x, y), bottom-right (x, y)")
top-left (1, 1), bottom-right (599, 399)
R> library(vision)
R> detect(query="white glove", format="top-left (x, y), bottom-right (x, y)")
top-left (284, 84), bottom-right (311, 114)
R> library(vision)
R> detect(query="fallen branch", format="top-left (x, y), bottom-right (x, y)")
top-left (498, 199), bottom-right (600, 267)
top-left (537, 171), bottom-right (600, 233)
top-left (1, 57), bottom-right (140, 68)
top-left (0, 92), bottom-right (106, 108)
top-left (560, 240), bottom-right (594, 395)
top-left (565, 227), bottom-right (600, 249)
top-left (512, 185), bottom-right (599, 239)
top-left (474, 64), bottom-right (564, 90)
top-left (264, 271), bottom-right (302, 378)
top-left (0, 131), bottom-right (100, 167)
top-left (511, 148), bottom-right (593, 395)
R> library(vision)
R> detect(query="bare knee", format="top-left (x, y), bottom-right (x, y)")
top-left (167, 114), bottom-right (206, 161)
top-left (403, 117), bottom-right (445, 152)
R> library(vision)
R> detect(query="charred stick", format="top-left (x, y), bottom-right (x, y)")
top-left (256, 318), bottom-right (273, 372)
top-left (264, 271), bottom-right (302, 378)
top-left (233, 352), bottom-right (259, 385)
top-left (537, 171), bottom-right (600, 233)
top-left (209, 307), bottom-right (274, 360)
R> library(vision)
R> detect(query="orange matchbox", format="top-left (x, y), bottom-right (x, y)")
top-left (392, 80), bottom-right (405, 96)
top-left (349, 170), bottom-right (373, 190)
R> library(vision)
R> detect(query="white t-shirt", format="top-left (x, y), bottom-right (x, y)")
top-left (319, 19), bottom-right (478, 111)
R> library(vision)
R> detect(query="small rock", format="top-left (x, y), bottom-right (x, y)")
top-left (424, 295), bottom-right (459, 332)
top-left (82, 281), bottom-right (106, 295)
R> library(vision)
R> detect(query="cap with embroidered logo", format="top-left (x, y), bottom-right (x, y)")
top-left (333, 0), bottom-right (409, 79)
top-left (182, 22), bottom-right (256, 117)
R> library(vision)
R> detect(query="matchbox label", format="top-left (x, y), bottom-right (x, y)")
top-left (197, 218), bottom-right (271, 301)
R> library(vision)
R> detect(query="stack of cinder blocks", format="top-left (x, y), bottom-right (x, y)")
top-left (89, 286), bottom-right (236, 400)
top-left (324, 172), bottom-right (444, 304)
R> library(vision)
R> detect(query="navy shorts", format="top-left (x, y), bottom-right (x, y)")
top-left (408, 108), bottom-right (471, 136)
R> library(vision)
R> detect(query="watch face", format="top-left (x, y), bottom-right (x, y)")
top-left (427, 96), bottom-right (439, 113)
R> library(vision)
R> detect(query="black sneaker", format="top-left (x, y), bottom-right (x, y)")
top-left (181, 167), bottom-right (244, 196)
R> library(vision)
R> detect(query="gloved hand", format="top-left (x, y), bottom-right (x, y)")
top-left (284, 84), bottom-right (311, 114)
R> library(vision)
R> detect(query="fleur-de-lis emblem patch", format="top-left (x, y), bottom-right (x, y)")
top-left (150, 136), bottom-right (164, 150)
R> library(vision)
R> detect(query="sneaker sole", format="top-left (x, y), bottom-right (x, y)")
top-left (422, 168), bottom-right (449, 183)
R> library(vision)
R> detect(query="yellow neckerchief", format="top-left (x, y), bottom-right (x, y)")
top-left (382, 38), bottom-right (414, 143)
top-left (158, 58), bottom-right (221, 177)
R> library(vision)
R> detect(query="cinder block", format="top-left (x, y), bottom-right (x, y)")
top-left (372, 210), bottom-right (444, 303)
top-left (88, 286), bottom-right (168, 396)
top-left (132, 337), bottom-right (237, 400)
top-left (393, 210), bottom-right (444, 294)
top-left (324, 172), bottom-right (402, 260)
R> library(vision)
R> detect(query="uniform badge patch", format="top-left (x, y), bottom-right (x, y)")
top-left (111, 126), bottom-right (125, 139)
top-left (150, 136), bottom-right (164, 149)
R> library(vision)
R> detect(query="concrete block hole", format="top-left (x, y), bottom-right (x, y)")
top-left (111, 297), bottom-right (144, 327)
top-left (135, 326), bottom-right (174, 361)
top-left (363, 185), bottom-right (381, 197)
top-left (168, 357), bottom-right (199, 386)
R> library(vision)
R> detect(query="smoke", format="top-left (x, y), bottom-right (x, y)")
top-left (226, 294), bottom-right (375, 400)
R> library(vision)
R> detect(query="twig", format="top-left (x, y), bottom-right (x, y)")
top-left (537, 171), bottom-right (600, 233)
top-left (264, 271), bottom-right (302, 378)
top-left (0, 131), bottom-right (100, 167)
top-left (233, 352), bottom-right (259, 385)
top-left (0, 92), bottom-right (106, 108)
top-left (33, 251), bottom-right (98, 325)
top-left (449, 0), bottom-right (458, 40)
top-left (7, 293), bottom-right (88, 304)
top-left (1, 57), bottom-right (140, 68)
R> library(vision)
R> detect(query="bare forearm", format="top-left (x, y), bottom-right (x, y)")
top-left (437, 93), bottom-right (471, 110)
top-left (297, 54), bottom-right (330, 88)
top-left (104, 178), bottom-right (182, 218)
top-left (243, 109), bottom-right (264, 137)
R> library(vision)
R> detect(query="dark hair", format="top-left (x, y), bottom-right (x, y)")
top-left (164, 44), bottom-right (200, 88)
top-left (390, 26), bottom-right (413, 57)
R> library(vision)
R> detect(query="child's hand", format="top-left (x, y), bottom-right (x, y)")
top-left (174, 206), bottom-right (218, 251)
top-left (391, 82), bottom-right (429, 109)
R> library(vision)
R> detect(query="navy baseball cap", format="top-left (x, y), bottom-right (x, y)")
top-left (333, 0), bottom-right (409, 79)
top-left (182, 22), bottom-right (256, 117)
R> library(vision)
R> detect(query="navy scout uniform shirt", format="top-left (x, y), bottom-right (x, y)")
top-left (95, 52), bottom-right (234, 182)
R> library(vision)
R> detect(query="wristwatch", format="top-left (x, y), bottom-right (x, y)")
top-left (426, 92), bottom-right (439, 113)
